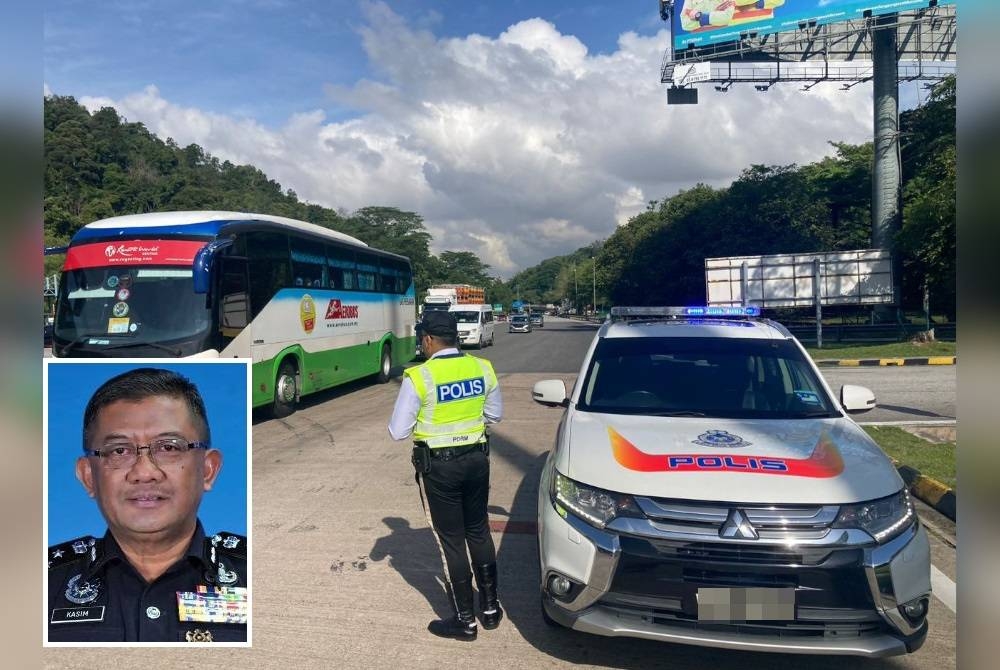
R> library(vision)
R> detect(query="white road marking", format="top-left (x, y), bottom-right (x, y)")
top-left (931, 564), bottom-right (957, 613)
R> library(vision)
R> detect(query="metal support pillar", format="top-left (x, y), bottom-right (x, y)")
top-left (872, 13), bottom-right (901, 320)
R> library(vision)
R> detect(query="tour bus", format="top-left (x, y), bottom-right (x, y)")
top-left (47, 211), bottom-right (417, 417)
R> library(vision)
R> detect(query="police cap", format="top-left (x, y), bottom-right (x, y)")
top-left (422, 310), bottom-right (458, 337)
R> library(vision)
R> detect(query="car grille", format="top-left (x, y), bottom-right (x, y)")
top-left (634, 497), bottom-right (839, 542)
top-left (603, 497), bottom-right (877, 621)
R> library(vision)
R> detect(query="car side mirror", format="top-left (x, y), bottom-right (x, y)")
top-left (840, 384), bottom-right (876, 414)
top-left (532, 379), bottom-right (568, 407)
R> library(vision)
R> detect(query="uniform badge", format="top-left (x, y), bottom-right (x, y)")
top-left (692, 430), bottom-right (752, 448)
top-left (223, 535), bottom-right (240, 549)
top-left (64, 574), bottom-right (102, 604)
top-left (71, 538), bottom-right (95, 554)
top-left (185, 629), bottom-right (214, 642)
top-left (216, 561), bottom-right (239, 585)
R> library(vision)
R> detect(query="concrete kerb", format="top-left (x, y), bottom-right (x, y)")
top-left (815, 356), bottom-right (956, 367)
top-left (894, 462), bottom-right (956, 521)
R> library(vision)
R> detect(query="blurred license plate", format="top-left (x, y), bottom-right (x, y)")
top-left (697, 587), bottom-right (796, 622)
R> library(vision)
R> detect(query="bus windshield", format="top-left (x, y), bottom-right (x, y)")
top-left (55, 266), bottom-right (211, 353)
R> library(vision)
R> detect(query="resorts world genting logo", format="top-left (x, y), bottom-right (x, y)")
top-left (104, 243), bottom-right (160, 259)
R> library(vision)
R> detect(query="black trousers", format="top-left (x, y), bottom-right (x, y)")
top-left (421, 449), bottom-right (496, 585)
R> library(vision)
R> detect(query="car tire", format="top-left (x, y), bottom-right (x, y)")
top-left (272, 359), bottom-right (298, 419)
top-left (376, 344), bottom-right (392, 383)
top-left (476, 335), bottom-right (484, 350)
top-left (489, 332), bottom-right (495, 346)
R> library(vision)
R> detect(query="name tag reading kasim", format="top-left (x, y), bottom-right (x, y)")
top-left (177, 585), bottom-right (248, 624)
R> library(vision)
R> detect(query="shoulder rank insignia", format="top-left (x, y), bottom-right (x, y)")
top-left (48, 536), bottom-right (98, 570)
top-left (204, 531), bottom-right (247, 586)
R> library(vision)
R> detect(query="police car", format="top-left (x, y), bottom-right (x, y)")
top-left (531, 306), bottom-right (930, 657)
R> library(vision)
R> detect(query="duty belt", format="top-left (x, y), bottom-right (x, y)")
top-left (429, 443), bottom-right (485, 461)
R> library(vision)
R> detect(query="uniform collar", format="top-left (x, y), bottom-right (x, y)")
top-left (429, 348), bottom-right (461, 359)
top-left (85, 520), bottom-right (208, 580)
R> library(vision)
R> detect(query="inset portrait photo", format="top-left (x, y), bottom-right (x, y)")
top-left (43, 360), bottom-right (251, 646)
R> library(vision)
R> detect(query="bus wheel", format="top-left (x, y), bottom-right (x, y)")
top-left (272, 360), bottom-right (298, 418)
top-left (376, 344), bottom-right (392, 383)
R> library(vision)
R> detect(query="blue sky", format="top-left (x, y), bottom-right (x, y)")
top-left (46, 360), bottom-right (250, 544)
top-left (43, 1), bottom-right (952, 275)
top-left (45, 1), bottom-right (661, 128)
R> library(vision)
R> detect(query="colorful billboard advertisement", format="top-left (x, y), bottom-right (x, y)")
top-left (671, 0), bottom-right (955, 52)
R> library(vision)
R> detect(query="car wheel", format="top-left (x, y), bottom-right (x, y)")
top-left (489, 332), bottom-right (495, 346)
top-left (476, 334), bottom-right (484, 350)
top-left (272, 359), bottom-right (298, 419)
top-left (376, 344), bottom-right (392, 383)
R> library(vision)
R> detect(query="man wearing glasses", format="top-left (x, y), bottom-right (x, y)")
top-left (47, 367), bottom-right (247, 642)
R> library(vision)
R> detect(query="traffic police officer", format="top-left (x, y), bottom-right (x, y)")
top-left (47, 367), bottom-right (248, 642)
top-left (388, 310), bottom-right (503, 640)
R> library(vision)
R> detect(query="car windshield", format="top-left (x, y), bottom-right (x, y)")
top-left (511, 315), bottom-right (528, 323)
top-left (54, 266), bottom-right (211, 347)
top-left (578, 336), bottom-right (838, 419)
top-left (452, 311), bottom-right (481, 324)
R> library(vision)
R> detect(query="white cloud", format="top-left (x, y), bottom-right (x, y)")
top-left (72, 2), bottom-right (874, 276)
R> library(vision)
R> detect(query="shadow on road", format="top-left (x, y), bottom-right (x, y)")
top-left (368, 515), bottom-right (454, 621)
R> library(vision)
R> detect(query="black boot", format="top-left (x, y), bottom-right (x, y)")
top-left (428, 576), bottom-right (478, 641)
top-left (474, 562), bottom-right (504, 630)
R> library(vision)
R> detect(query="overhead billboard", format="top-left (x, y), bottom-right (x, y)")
top-left (671, 0), bottom-right (956, 52)
top-left (705, 249), bottom-right (893, 307)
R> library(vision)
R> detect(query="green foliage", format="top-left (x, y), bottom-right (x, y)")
top-left (503, 79), bottom-right (954, 313)
top-left (42, 95), bottom-right (481, 303)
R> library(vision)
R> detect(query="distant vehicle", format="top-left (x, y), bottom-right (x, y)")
top-left (496, 312), bottom-right (508, 322)
top-left (508, 314), bottom-right (532, 333)
top-left (449, 303), bottom-right (495, 349)
top-left (532, 305), bottom-right (930, 657)
top-left (422, 284), bottom-right (485, 313)
top-left (529, 312), bottom-right (545, 328)
top-left (46, 210), bottom-right (416, 417)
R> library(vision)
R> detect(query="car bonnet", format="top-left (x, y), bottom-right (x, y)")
top-left (558, 412), bottom-right (901, 505)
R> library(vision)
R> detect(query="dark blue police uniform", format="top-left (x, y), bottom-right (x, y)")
top-left (47, 521), bottom-right (247, 642)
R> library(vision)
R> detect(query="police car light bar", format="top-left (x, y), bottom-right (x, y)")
top-left (609, 306), bottom-right (761, 322)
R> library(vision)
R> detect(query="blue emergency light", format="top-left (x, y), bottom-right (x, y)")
top-left (683, 306), bottom-right (760, 317)
top-left (609, 305), bottom-right (762, 322)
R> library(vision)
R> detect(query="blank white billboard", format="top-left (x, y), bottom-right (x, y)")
top-left (705, 249), bottom-right (893, 307)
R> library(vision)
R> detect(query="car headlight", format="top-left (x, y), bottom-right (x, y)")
top-left (833, 489), bottom-right (915, 543)
top-left (551, 471), bottom-right (643, 529)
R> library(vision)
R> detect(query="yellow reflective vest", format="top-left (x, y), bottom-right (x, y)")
top-left (404, 354), bottom-right (498, 448)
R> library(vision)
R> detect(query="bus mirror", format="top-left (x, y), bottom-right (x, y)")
top-left (192, 237), bottom-right (234, 294)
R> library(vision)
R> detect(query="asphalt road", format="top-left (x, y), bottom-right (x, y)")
top-left (43, 316), bottom-right (957, 669)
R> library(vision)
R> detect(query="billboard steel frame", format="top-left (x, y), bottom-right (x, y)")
top-left (660, 3), bottom-right (956, 87)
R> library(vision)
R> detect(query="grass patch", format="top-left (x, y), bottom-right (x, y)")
top-left (863, 426), bottom-right (956, 490)
top-left (806, 341), bottom-right (956, 360)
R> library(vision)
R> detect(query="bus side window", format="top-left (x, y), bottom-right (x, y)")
top-left (327, 244), bottom-right (356, 291)
top-left (219, 257), bottom-right (250, 338)
top-left (245, 231), bottom-right (290, 318)
top-left (356, 251), bottom-right (378, 292)
top-left (291, 238), bottom-right (327, 290)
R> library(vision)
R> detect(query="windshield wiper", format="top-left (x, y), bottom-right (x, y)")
top-left (57, 333), bottom-right (100, 354)
top-left (102, 341), bottom-right (184, 356)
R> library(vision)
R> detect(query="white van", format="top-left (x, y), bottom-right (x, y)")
top-left (448, 304), bottom-right (495, 349)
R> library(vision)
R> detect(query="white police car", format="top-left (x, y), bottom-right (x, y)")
top-left (532, 306), bottom-right (930, 657)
